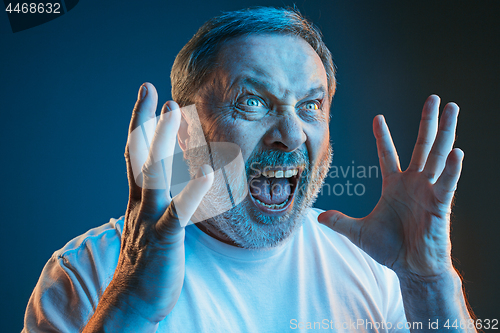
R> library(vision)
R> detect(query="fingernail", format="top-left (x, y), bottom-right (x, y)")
top-left (197, 165), bottom-right (210, 179)
top-left (378, 115), bottom-right (385, 126)
top-left (138, 84), bottom-right (147, 101)
top-left (162, 103), bottom-right (172, 114)
top-left (197, 166), bottom-right (206, 178)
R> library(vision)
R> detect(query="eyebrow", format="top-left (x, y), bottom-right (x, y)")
top-left (236, 76), bottom-right (326, 99)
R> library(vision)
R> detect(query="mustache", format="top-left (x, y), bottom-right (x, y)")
top-left (245, 148), bottom-right (310, 179)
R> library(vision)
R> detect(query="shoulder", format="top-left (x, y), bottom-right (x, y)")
top-left (44, 215), bottom-right (124, 291)
top-left (24, 217), bottom-right (124, 332)
top-left (56, 216), bottom-right (124, 259)
top-left (54, 216), bottom-right (124, 291)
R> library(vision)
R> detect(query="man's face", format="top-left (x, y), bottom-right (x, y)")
top-left (187, 34), bottom-right (332, 248)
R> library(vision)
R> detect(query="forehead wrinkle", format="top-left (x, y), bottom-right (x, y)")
top-left (240, 76), bottom-right (288, 100)
top-left (217, 36), bottom-right (327, 95)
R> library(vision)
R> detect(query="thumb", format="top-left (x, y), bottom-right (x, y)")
top-left (169, 164), bottom-right (214, 228)
top-left (318, 210), bottom-right (363, 248)
top-left (155, 165), bottom-right (214, 238)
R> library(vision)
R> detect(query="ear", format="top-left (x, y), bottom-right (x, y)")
top-left (177, 111), bottom-right (189, 153)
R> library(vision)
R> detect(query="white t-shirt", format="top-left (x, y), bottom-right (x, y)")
top-left (23, 208), bottom-right (409, 332)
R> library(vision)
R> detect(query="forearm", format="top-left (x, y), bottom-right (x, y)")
top-left (82, 280), bottom-right (159, 333)
top-left (398, 268), bottom-right (476, 332)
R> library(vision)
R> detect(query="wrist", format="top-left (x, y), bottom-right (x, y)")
top-left (396, 266), bottom-right (461, 292)
top-left (106, 272), bottom-right (169, 324)
top-left (396, 267), bottom-right (475, 332)
top-left (83, 280), bottom-right (160, 333)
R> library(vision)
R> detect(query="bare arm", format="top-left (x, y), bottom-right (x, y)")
top-left (398, 269), bottom-right (474, 332)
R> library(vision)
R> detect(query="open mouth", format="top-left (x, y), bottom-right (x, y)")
top-left (248, 166), bottom-right (304, 215)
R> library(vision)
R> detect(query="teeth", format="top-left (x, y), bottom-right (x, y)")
top-left (255, 198), bottom-right (289, 209)
top-left (261, 168), bottom-right (299, 178)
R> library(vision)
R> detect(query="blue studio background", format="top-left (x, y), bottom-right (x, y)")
top-left (1, 0), bottom-right (499, 331)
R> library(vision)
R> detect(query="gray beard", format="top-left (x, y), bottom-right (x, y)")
top-left (185, 141), bottom-right (333, 249)
top-left (180, 102), bottom-right (333, 249)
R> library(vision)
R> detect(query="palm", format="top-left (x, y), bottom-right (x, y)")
top-left (367, 170), bottom-right (452, 276)
top-left (319, 95), bottom-right (463, 277)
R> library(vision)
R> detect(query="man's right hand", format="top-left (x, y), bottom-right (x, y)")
top-left (83, 83), bottom-right (213, 332)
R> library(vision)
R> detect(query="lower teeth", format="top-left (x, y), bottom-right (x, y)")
top-left (255, 197), bottom-right (289, 209)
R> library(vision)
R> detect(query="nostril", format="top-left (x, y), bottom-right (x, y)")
top-left (271, 142), bottom-right (289, 151)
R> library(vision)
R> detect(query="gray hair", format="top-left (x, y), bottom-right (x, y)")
top-left (171, 7), bottom-right (336, 107)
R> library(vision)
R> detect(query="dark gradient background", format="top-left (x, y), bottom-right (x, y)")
top-left (1, 0), bottom-right (499, 331)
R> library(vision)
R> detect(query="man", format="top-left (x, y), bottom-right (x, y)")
top-left (23, 7), bottom-right (475, 332)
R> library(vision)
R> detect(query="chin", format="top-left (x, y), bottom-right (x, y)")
top-left (205, 187), bottom-right (312, 249)
top-left (189, 141), bottom-right (333, 249)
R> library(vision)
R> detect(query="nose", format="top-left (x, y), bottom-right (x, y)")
top-left (263, 112), bottom-right (306, 152)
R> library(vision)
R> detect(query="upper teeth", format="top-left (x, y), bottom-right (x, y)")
top-left (261, 169), bottom-right (298, 178)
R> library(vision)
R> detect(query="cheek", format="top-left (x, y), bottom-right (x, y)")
top-left (206, 116), bottom-right (266, 162)
top-left (228, 124), bottom-right (267, 162)
top-left (304, 122), bottom-right (330, 161)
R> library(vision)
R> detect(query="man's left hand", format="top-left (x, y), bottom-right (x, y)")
top-left (318, 95), bottom-right (463, 278)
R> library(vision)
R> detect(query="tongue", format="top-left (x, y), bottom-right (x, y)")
top-left (250, 176), bottom-right (291, 204)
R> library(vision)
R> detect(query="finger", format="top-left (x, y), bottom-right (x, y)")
top-left (318, 210), bottom-right (362, 248)
top-left (373, 115), bottom-right (401, 178)
top-left (158, 165), bottom-right (214, 233)
top-left (125, 83), bottom-right (158, 204)
top-left (141, 102), bottom-right (181, 212)
top-left (434, 148), bottom-right (464, 206)
top-left (408, 95), bottom-right (440, 172)
top-left (423, 102), bottom-right (459, 183)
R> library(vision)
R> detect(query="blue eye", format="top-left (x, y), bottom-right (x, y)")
top-left (304, 101), bottom-right (319, 110)
top-left (246, 98), bottom-right (262, 107)
top-left (235, 96), bottom-right (267, 120)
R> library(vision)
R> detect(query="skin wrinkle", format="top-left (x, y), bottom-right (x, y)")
top-left (386, 187), bottom-right (450, 273)
top-left (82, 14), bottom-right (474, 328)
top-left (182, 34), bottom-right (333, 249)
top-left (378, 195), bottom-right (406, 270)
top-left (375, 195), bottom-right (405, 268)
